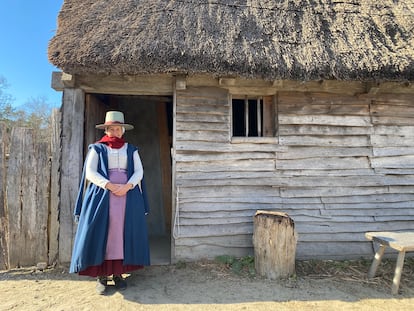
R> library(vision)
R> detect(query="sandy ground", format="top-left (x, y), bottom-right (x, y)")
top-left (0, 259), bottom-right (413, 311)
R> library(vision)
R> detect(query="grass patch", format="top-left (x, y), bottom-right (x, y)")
top-left (215, 255), bottom-right (255, 277)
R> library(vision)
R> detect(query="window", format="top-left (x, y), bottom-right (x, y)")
top-left (232, 95), bottom-right (276, 138)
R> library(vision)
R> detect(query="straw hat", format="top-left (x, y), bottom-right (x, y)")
top-left (96, 111), bottom-right (134, 130)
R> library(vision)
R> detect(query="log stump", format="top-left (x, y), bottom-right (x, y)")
top-left (253, 210), bottom-right (297, 279)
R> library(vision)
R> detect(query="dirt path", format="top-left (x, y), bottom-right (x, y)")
top-left (1, 260), bottom-right (413, 311)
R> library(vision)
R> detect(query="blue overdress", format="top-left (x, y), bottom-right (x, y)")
top-left (69, 143), bottom-right (150, 273)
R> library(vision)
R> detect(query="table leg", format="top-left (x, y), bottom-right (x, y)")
top-left (368, 244), bottom-right (386, 278)
top-left (391, 251), bottom-right (406, 295)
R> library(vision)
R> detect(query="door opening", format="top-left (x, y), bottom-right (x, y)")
top-left (84, 94), bottom-right (173, 265)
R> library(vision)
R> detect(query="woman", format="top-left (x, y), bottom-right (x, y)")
top-left (69, 111), bottom-right (150, 294)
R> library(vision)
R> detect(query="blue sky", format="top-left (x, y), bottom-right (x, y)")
top-left (0, 1), bottom-right (63, 108)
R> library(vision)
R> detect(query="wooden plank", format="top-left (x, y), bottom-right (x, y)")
top-left (74, 74), bottom-right (413, 98)
top-left (277, 146), bottom-right (373, 159)
top-left (176, 174), bottom-right (407, 187)
top-left (323, 201), bottom-right (414, 211)
top-left (174, 244), bottom-right (252, 261)
top-left (59, 88), bottom-right (85, 263)
top-left (177, 188), bottom-right (288, 204)
top-left (49, 109), bottom-right (61, 265)
top-left (278, 169), bottom-right (375, 176)
top-left (177, 86), bottom-right (229, 99)
top-left (279, 115), bottom-right (372, 126)
top-left (178, 200), bottom-right (322, 210)
top-left (371, 103), bottom-right (414, 117)
top-left (176, 152), bottom-right (276, 162)
top-left (279, 125), bottom-right (373, 135)
top-left (374, 168), bottom-right (414, 175)
top-left (179, 213), bottom-right (363, 225)
top-left (279, 103), bottom-right (369, 115)
top-left (175, 130), bottom-right (229, 142)
top-left (372, 116), bottom-right (414, 125)
top-left (370, 155), bottom-right (414, 168)
top-left (0, 122), bottom-right (8, 269)
top-left (181, 208), bottom-right (325, 219)
top-left (176, 121), bottom-right (230, 131)
top-left (369, 93), bottom-right (414, 103)
top-left (176, 159), bottom-right (275, 172)
top-left (76, 74), bottom-right (174, 95)
top-left (389, 185), bottom-right (414, 194)
top-left (279, 135), bottom-right (370, 146)
top-left (298, 232), bottom-right (371, 242)
top-left (35, 141), bottom-right (50, 265)
top-left (321, 193), bottom-right (414, 204)
top-left (176, 141), bottom-right (287, 152)
top-left (296, 242), bottom-right (373, 260)
top-left (176, 103), bottom-right (228, 114)
top-left (262, 95), bottom-right (276, 137)
top-left (280, 186), bottom-right (388, 198)
top-left (371, 135), bottom-right (414, 147)
top-left (276, 157), bottom-right (370, 170)
top-left (158, 102), bottom-right (172, 232)
top-left (278, 91), bottom-right (370, 105)
top-left (373, 147), bottom-right (414, 157)
top-left (179, 216), bottom-right (252, 226)
top-left (295, 221), bottom-right (414, 234)
top-left (174, 235), bottom-right (253, 247)
top-left (176, 113), bottom-right (229, 123)
top-left (174, 223), bottom-right (254, 238)
top-left (373, 125), bottom-right (414, 136)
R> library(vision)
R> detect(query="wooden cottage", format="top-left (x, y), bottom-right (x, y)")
top-left (48, 0), bottom-right (414, 264)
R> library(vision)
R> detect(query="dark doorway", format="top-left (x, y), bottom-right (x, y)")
top-left (84, 94), bottom-right (173, 265)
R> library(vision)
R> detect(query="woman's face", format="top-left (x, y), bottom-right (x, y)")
top-left (106, 125), bottom-right (124, 138)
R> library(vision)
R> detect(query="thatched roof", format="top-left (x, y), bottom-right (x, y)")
top-left (48, 0), bottom-right (414, 81)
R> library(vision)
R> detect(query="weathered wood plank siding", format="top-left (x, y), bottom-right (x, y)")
top-left (173, 87), bottom-right (414, 260)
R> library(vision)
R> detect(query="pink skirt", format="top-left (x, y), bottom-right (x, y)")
top-left (79, 169), bottom-right (143, 277)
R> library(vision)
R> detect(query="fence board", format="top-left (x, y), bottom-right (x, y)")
top-left (49, 109), bottom-right (61, 264)
top-left (0, 123), bottom-right (8, 269)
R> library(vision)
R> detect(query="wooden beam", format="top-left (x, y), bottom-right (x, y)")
top-left (175, 74), bottom-right (187, 90)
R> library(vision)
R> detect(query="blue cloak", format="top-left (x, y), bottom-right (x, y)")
top-left (69, 143), bottom-right (150, 273)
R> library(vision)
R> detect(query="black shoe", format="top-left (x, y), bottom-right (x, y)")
top-left (113, 275), bottom-right (127, 290)
top-left (96, 276), bottom-right (107, 295)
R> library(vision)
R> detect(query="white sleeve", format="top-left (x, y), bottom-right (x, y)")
top-left (127, 150), bottom-right (144, 187)
top-left (85, 148), bottom-right (110, 189)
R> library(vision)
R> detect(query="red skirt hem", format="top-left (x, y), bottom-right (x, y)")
top-left (78, 259), bottom-right (144, 277)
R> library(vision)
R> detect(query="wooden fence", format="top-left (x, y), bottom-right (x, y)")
top-left (0, 110), bottom-right (61, 270)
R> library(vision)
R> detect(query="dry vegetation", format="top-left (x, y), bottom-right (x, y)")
top-left (2, 257), bottom-right (414, 294)
top-left (1, 257), bottom-right (413, 310)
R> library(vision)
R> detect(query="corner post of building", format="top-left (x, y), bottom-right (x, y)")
top-left (52, 71), bottom-right (85, 263)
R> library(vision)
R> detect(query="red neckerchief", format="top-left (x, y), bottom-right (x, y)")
top-left (97, 135), bottom-right (125, 149)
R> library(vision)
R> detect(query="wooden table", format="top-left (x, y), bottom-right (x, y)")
top-left (365, 231), bottom-right (414, 295)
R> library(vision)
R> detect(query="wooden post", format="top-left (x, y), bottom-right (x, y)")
top-left (59, 88), bottom-right (85, 263)
top-left (253, 210), bottom-right (297, 279)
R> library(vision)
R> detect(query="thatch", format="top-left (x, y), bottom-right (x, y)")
top-left (48, 0), bottom-right (414, 81)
